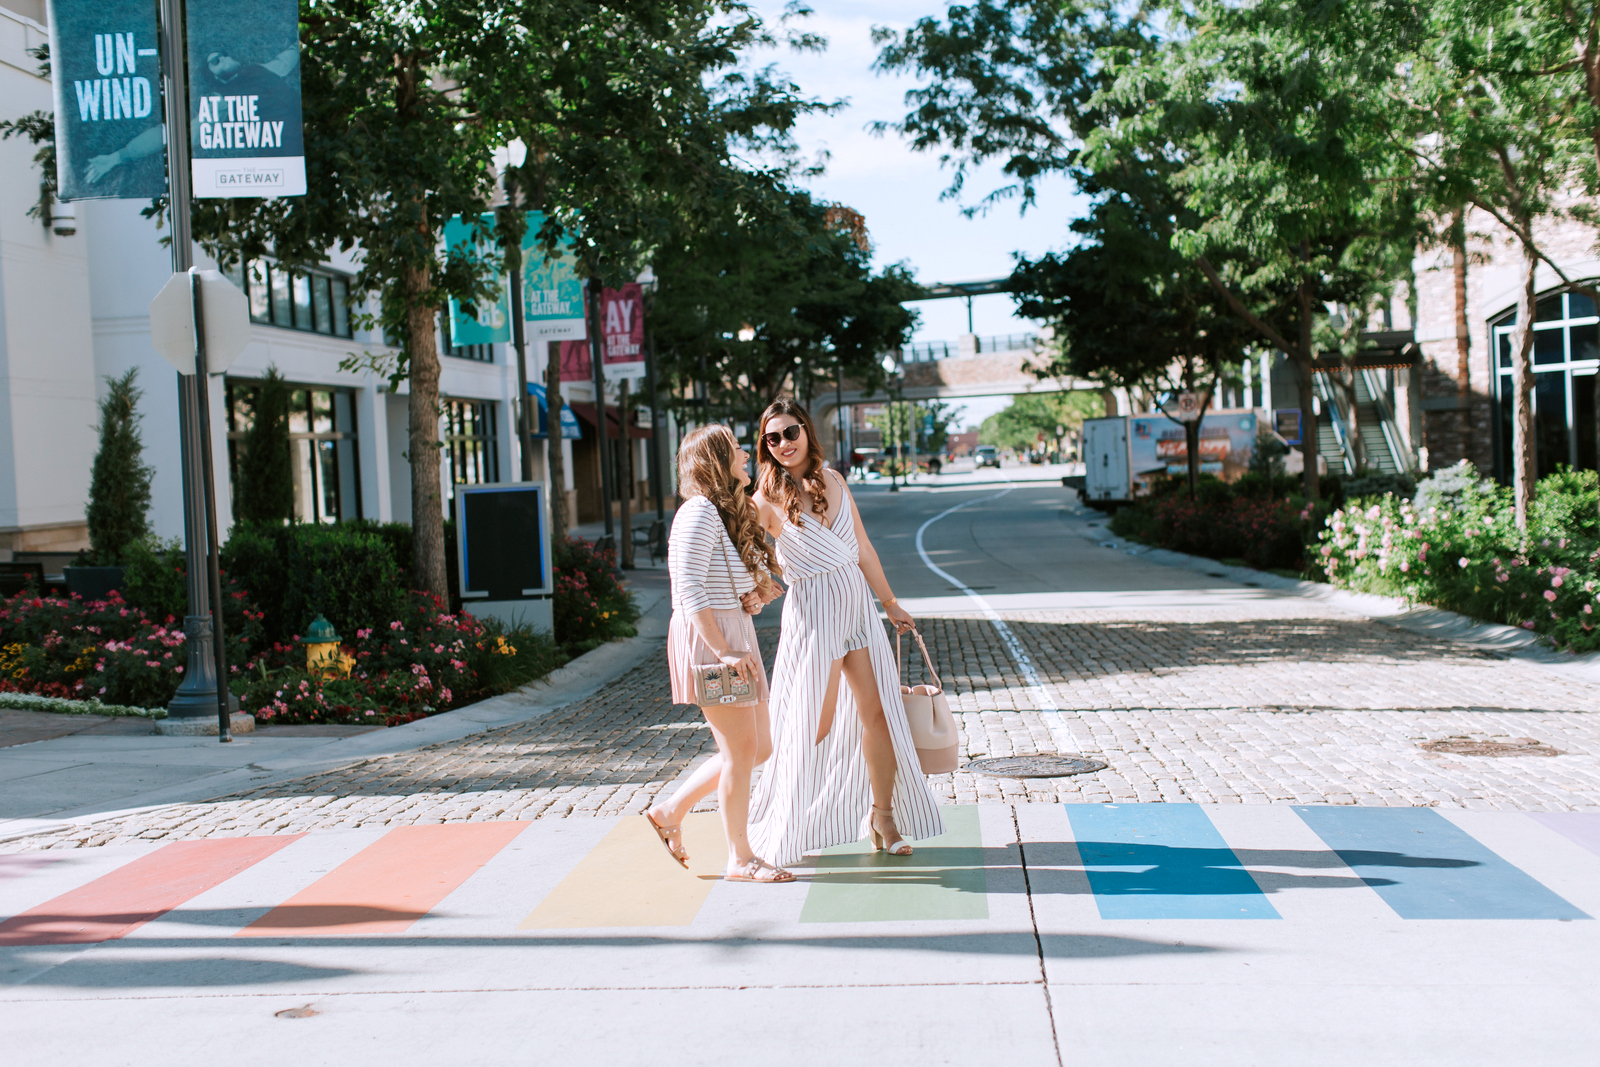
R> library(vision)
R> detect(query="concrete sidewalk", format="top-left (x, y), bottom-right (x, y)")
top-left (0, 566), bottom-right (674, 846)
top-left (1, 801), bottom-right (1596, 1065)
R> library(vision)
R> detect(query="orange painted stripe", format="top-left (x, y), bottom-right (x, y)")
top-left (237, 822), bottom-right (529, 937)
top-left (0, 835), bottom-right (304, 946)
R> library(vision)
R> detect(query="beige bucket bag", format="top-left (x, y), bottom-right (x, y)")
top-left (897, 628), bottom-right (960, 774)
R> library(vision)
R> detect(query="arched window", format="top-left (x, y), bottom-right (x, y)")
top-left (1490, 288), bottom-right (1600, 480)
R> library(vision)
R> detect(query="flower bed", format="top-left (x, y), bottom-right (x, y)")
top-left (236, 592), bottom-right (565, 726)
top-left (553, 536), bottom-right (640, 653)
top-left (1318, 465), bottom-right (1600, 652)
top-left (0, 590), bottom-right (259, 709)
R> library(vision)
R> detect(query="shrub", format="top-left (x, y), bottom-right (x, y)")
top-left (1111, 492), bottom-right (1314, 571)
top-left (85, 368), bottom-right (154, 564)
top-left (1319, 464), bottom-right (1600, 651)
top-left (223, 521), bottom-right (406, 642)
top-left (120, 536), bottom-right (188, 622)
top-left (553, 536), bottom-right (639, 652)
top-left (234, 367), bottom-right (294, 525)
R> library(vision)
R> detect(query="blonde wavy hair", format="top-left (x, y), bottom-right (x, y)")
top-left (677, 424), bottom-right (780, 584)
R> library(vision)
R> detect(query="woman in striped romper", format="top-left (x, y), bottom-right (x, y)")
top-left (748, 398), bottom-right (944, 866)
top-left (644, 424), bottom-right (793, 883)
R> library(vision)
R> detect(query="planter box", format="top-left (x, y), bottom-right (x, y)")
top-left (64, 565), bottom-right (126, 600)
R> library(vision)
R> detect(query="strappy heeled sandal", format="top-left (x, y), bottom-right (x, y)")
top-left (870, 804), bottom-right (914, 856)
top-left (725, 856), bottom-right (795, 883)
top-left (644, 811), bottom-right (689, 868)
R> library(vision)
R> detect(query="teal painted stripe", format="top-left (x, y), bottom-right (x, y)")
top-left (799, 804), bottom-right (987, 923)
top-left (1294, 806), bottom-right (1590, 920)
top-left (1065, 803), bottom-right (1279, 920)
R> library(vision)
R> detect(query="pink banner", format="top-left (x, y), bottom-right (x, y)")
top-left (602, 283), bottom-right (644, 367)
top-left (558, 340), bottom-right (591, 382)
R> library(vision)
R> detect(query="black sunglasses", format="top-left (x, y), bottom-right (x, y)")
top-left (762, 424), bottom-right (804, 448)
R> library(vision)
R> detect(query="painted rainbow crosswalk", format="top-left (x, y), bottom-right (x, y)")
top-left (0, 804), bottom-right (1594, 950)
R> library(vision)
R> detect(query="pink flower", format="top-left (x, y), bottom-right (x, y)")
top-left (1552, 576), bottom-right (1564, 588)
top-left (1584, 605), bottom-right (1593, 615)
top-left (1544, 590), bottom-right (1557, 602)
top-left (390, 621), bottom-right (404, 631)
top-left (1399, 561), bottom-right (1410, 572)
top-left (1522, 620), bottom-right (1536, 629)
top-left (1458, 557), bottom-right (1469, 568)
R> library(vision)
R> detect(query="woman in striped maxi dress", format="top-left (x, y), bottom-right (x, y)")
top-left (748, 398), bottom-right (944, 866)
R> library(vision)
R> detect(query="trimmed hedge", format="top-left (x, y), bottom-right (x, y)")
top-left (222, 522), bottom-right (406, 642)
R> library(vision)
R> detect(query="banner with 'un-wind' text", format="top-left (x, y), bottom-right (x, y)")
top-left (47, 0), bottom-right (168, 201)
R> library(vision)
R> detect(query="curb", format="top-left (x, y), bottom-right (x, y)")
top-left (1068, 514), bottom-right (1600, 685)
top-left (4, 611), bottom-right (671, 838)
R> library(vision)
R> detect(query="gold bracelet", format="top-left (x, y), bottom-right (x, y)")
top-left (882, 596), bottom-right (898, 610)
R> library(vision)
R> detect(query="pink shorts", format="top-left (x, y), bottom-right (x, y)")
top-left (667, 608), bottom-right (769, 707)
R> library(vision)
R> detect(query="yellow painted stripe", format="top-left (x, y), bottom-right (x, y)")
top-left (520, 812), bottom-right (726, 929)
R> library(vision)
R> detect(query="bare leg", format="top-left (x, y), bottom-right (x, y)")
top-left (841, 646), bottom-right (906, 851)
top-left (699, 701), bottom-right (759, 871)
top-left (815, 658), bottom-right (844, 744)
top-left (646, 701), bottom-right (773, 848)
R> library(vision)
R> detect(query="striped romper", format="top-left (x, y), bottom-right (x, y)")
top-left (748, 470), bottom-right (944, 866)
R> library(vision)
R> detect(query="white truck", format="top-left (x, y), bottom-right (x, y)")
top-left (1080, 416), bottom-right (1133, 506)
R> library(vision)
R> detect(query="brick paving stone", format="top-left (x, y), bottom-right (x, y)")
top-left (6, 591), bottom-right (1600, 852)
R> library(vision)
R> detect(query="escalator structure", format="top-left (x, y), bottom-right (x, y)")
top-left (1307, 331), bottom-right (1420, 478)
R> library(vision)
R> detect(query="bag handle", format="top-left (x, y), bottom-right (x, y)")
top-left (896, 627), bottom-right (943, 690)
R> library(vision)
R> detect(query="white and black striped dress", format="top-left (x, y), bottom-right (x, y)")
top-left (748, 473), bottom-right (944, 866)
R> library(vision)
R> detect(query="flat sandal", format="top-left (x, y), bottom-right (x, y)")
top-left (644, 811), bottom-right (689, 868)
top-left (725, 857), bottom-right (794, 883)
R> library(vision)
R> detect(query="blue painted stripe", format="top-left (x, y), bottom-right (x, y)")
top-left (1065, 803), bottom-right (1279, 920)
top-left (1294, 806), bottom-right (1590, 920)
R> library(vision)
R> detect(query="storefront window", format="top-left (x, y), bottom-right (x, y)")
top-left (226, 381), bottom-right (361, 523)
top-left (1492, 289), bottom-right (1600, 479)
top-left (226, 259), bottom-right (354, 339)
top-left (443, 399), bottom-right (499, 507)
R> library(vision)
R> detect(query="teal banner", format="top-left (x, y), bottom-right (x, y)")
top-left (522, 212), bottom-right (586, 341)
top-left (186, 0), bottom-right (305, 198)
top-left (47, 0), bottom-right (167, 201)
top-left (444, 214), bottom-right (511, 346)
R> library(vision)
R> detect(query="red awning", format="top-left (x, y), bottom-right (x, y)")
top-left (567, 402), bottom-right (652, 440)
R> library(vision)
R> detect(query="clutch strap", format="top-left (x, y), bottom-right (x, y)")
top-left (895, 627), bottom-right (942, 689)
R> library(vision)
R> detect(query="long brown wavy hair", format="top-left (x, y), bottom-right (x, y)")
top-left (677, 424), bottom-right (779, 581)
top-left (756, 397), bottom-right (829, 529)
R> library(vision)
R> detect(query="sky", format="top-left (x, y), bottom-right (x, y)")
top-left (749, 2), bottom-right (1091, 427)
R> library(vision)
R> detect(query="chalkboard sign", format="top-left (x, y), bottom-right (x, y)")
top-left (455, 484), bottom-right (549, 601)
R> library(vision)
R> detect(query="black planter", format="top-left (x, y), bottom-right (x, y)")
top-left (64, 565), bottom-right (125, 601)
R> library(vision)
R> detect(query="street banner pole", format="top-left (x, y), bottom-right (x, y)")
top-left (511, 264), bottom-right (535, 481)
top-left (587, 276), bottom-right (614, 540)
top-left (188, 270), bottom-right (230, 740)
top-left (644, 330), bottom-right (666, 529)
top-left (156, 0), bottom-right (230, 739)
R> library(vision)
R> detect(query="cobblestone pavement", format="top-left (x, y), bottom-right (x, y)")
top-left (7, 579), bottom-right (1600, 851)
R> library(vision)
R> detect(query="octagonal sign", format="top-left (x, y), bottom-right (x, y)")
top-left (149, 269), bottom-right (251, 375)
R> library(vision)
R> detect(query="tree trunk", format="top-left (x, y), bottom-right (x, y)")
top-left (404, 252), bottom-right (449, 602)
top-left (1511, 242), bottom-right (1539, 528)
top-left (546, 340), bottom-right (568, 543)
top-left (1453, 227), bottom-right (1472, 453)
top-left (1296, 278), bottom-right (1320, 500)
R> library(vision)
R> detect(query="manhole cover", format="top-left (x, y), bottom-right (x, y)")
top-left (966, 755), bottom-right (1108, 778)
top-left (1419, 737), bottom-right (1563, 757)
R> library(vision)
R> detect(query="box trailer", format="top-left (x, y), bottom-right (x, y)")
top-left (1082, 416), bottom-right (1132, 505)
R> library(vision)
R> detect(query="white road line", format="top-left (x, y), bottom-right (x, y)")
top-left (913, 485), bottom-right (1080, 754)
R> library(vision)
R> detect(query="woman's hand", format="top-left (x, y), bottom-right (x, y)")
top-left (740, 590), bottom-right (764, 615)
top-left (759, 577), bottom-right (785, 604)
top-left (718, 648), bottom-right (760, 684)
top-left (885, 601), bottom-right (915, 634)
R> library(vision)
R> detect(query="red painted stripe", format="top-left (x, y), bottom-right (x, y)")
top-left (237, 822), bottom-right (528, 937)
top-left (0, 835), bottom-right (304, 946)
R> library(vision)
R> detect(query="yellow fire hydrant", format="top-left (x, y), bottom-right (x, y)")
top-left (299, 614), bottom-right (354, 679)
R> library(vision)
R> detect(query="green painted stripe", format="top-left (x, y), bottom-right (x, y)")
top-left (799, 804), bottom-right (988, 923)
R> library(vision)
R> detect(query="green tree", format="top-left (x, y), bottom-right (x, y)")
top-left (650, 188), bottom-right (920, 426)
top-left (979, 392), bottom-right (1098, 453)
top-left (235, 367), bottom-right (294, 525)
top-left (85, 368), bottom-right (154, 565)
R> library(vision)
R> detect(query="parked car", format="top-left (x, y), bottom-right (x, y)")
top-left (975, 445), bottom-right (1000, 469)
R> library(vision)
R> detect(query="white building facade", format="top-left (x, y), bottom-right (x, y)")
top-left (2, 2), bottom-right (673, 572)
